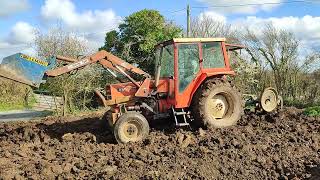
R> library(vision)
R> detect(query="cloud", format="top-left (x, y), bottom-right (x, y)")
top-left (233, 15), bottom-right (320, 48)
top-left (0, 22), bottom-right (36, 61)
top-left (1, 0), bottom-right (122, 61)
top-left (199, 11), bottom-right (226, 23)
top-left (7, 22), bottom-right (36, 44)
top-left (198, 0), bottom-right (282, 14)
top-left (40, 0), bottom-right (121, 32)
top-left (195, 11), bottom-right (320, 56)
top-left (238, 15), bottom-right (320, 58)
top-left (40, 0), bottom-right (121, 50)
top-left (0, 0), bottom-right (30, 17)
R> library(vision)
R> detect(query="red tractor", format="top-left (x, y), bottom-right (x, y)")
top-left (1, 38), bottom-right (281, 143)
top-left (105, 38), bottom-right (249, 142)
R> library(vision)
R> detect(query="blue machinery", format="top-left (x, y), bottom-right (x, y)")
top-left (0, 53), bottom-right (56, 87)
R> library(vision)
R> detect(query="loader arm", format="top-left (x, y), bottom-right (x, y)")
top-left (45, 50), bottom-right (151, 87)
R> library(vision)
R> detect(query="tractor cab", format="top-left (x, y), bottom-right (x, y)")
top-left (154, 38), bottom-right (244, 109)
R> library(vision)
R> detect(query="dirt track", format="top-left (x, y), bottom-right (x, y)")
top-left (0, 107), bottom-right (319, 179)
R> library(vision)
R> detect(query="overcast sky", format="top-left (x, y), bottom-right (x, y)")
top-left (0, 0), bottom-right (320, 60)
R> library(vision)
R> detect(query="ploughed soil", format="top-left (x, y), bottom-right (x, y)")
top-left (0, 107), bottom-right (319, 179)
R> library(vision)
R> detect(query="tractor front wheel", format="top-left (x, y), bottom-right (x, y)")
top-left (191, 79), bottom-right (243, 128)
top-left (113, 112), bottom-right (150, 143)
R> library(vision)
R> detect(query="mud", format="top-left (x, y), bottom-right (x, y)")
top-left (0, 108), bottom-right (319, 179)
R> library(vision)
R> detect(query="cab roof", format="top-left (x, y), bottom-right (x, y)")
top-left (155, 37), bottom-right (226, 48)
top-left (173, 38), bottom-right (226, 43)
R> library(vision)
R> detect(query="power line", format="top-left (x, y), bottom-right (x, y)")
top-left (192, 0), bottom-right (313, 9)
top-left (163, 0), bottom-right (315, 17)
top-left (167, 8), bottom-right (186, 14)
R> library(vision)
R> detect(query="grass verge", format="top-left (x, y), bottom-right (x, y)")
top-left (0, 103), bottom-right (26, 111)
top-left (303, 106), bottom-right (320, 117)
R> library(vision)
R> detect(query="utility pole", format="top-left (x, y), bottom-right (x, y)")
top-left (187, 4), bottom-right (191, 37)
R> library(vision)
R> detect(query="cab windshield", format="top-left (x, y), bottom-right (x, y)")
top-left (155, 44), bottom-right (174, 78)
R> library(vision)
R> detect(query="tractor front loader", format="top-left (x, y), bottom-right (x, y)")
top-left (0, 38), bottom-right (282, 143)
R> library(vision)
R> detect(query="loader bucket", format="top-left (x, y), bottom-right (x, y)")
top-left (0, 53), bottom-right (56, 87)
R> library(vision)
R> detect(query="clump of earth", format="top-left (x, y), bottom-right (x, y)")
top-left (0, 107), bottom-right (319, 179)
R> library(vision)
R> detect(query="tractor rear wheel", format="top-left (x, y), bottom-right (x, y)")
top-left (113, 112), bottom-right (149, 143)
top-left (191, 78), bottom-right (243, 128)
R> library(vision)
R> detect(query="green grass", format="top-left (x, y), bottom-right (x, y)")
top-left (303, 106), bottom-right (320, 117)
top-left (0, 94), bottom-right (37, 112)
top-left (0, 103), bottom-right (26, 111)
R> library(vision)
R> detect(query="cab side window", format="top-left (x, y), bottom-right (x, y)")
top-left (160, 44), bottom-right (174, 77)
top-left (202, 42), bottom-right (225, 68)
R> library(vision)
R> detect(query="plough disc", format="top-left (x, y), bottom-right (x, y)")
top-left (260, 87), bottom-right (282, 112)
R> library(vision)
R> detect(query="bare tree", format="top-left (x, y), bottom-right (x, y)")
top-left (35, 29), bottom-right (87, 58)
top-left (34, 27), bottom-right (106, 115)
top-left (190, 15), bottom-right (238, 42)
top-left (231, 52), bottom-right (260, 94)
top-left (243, 24), bottom-right (320, 103)
top-left (244, 24), bottom-right (299, 95)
